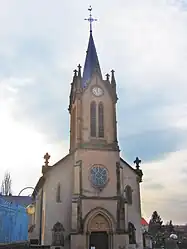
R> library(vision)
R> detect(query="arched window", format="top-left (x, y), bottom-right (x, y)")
top-left (125, 185), bottom-right (132, 205)
top-left (128, 222), bottom-right (136, 244)
top-left (90, 101), bottom-right (96, 137)
top-left (70, 107), bottom-right (76, 149)
top-left (56, 184), bottom-right (61, 203)
top-left (98, 102), bottom-right (104, 138)
top-left (52, 222), bottom-right (64, 246)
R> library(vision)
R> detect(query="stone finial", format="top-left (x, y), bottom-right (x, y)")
top-left (134, 157), bottom-right (141, 169)
top-left (78, 64), bottom-right (82, 77)
top-left (106, 73), bottom-right (110, 81)
top-left (134, 157), bottom-right (143, 183)
top-left (74, 69), bottom-right (77, 77)
top-left (44, 152), bottom-right (50, 167)
top-left (111, 69), bottom-right (116, 86)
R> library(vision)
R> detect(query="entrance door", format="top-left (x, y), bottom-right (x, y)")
top-left (90, 232), bottom-right (108, 249)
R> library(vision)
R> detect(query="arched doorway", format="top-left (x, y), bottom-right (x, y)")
top-left (86, 211), bottom-right (113, 249)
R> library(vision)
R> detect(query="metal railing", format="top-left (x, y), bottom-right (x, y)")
top-left (0, 197), bottom-right (28, 243)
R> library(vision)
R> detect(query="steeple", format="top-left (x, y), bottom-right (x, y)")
top-left (82, 6), bottom-right (102, 88)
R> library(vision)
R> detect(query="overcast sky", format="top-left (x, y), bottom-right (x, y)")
top-left (0, 0), bottom-right (187, 225)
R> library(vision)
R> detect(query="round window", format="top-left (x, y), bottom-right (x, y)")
top-left (90, 165), bottom-right (108, 188)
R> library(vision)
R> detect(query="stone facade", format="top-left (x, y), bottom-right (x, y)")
top-left (29, 24), bottom-right (143, 249)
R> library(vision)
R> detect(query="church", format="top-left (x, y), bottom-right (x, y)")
top-left (29, 7), bottom-right (144, 249)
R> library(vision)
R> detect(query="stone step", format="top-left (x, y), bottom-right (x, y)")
top-left (30, 246), bottom-right (50, 249)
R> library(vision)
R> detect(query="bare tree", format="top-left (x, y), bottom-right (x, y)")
top-left (1, 171), bottom-right (12, 196)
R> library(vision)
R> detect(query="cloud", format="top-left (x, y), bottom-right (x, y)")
top-left (0, 0), bottom-right (187, 224)
top-left (143, 181), bottom-right (165, 190)
top-left (120, 128), bottom-right (187, 162)
top-left (141, 149), bottom-right (187, 224)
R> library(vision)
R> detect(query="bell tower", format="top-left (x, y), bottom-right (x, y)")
top-left (69, 8), bottom-right (127, 243)
top-left (68, 7), bottom-right (119, 153)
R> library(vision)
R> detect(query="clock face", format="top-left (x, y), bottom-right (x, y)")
top-left (90, 165), bottom-right (108, 188)
top-left (92, 87), bottom-right (103, 97)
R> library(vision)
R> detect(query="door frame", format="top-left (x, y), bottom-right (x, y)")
top-left (87, 231), bottom-right (113, 249)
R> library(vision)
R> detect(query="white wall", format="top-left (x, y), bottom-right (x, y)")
top-left (121, 160), bottom-right (143, 249)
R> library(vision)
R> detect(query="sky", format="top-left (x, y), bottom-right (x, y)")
top-left (0, 0), bottom-right (187, 225)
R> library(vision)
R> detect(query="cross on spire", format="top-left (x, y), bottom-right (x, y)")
top-left (134, 157), bottom-right (141, 169)
top-left (84, 6), bottom-right (97, 33)
top-left (44, 152), bottom-right (50, 167)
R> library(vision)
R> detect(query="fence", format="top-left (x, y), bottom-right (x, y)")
top-left (0, 196), bottom-right (28, 243)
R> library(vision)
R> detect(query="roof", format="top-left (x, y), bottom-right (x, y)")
top-left (141, 217), bottom-right (149, 226)
top-left (1, 195), bottom-right (32, 207)
top-left (82, 31), bottom-right (102, 88)
top-left (32, 153), bottom-right (71, 198)
top-left (120, 157), bottom-right (139, 176)
top-left (32, 154), bottom-right (140, 197)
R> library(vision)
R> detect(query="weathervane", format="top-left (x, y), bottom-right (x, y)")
top-left (84, 6), bottom-right (97, 33)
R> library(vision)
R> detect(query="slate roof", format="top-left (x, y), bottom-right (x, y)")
top-left (82, 31), bottom-right (102, 88)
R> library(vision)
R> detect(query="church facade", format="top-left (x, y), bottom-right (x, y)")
top-left (30, 10), bottom-right (143, 249)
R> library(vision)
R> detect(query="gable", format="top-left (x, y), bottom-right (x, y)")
top-left (32, 153), bottom-right (72, 198)
top-left (82, 72), bottom-right (114, 101)
top-left (120, 157), bottom-right (139, 176)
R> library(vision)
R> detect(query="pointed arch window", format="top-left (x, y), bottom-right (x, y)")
top-left (125, 185), bottom-right (132, 205)
top-left (56, 183), bottom-right (61, 203)
top-left (52, 222), bottom-right (64, 246)
top-left (98, 102), bottom-right (104, 138)
top-left (90, 101), bottom-right (96, 137)
top-left (128, 222), bottom-right (136, 244)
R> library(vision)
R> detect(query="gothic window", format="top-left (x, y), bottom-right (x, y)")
top-left (98, 102), bottom-right (104, 138)
top-left (52, 222), bottom-right (64, 246)
top-left (70, 107), bottom-right (76, 148)
top-left (125, 185), bottom-right (132, 205)
top-left (90, 101), bottom-right (96, 137)
top-left (56, 184), bottom-right (61, 203)
top-left (128, 222), bottom-right (136, 244)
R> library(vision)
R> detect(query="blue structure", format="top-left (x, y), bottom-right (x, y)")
top-left (0, 196), bottom-right (28, 243)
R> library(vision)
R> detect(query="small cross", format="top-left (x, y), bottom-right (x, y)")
top-left (44, 152), bottom-right (50, 167)
top-left (134, 157), bottom-right (141, 169)
top-left (84, 6), bottom-right (97, 33)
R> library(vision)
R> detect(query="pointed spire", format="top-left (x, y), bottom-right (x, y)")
top-left (73, 69), bottom-right (77, 80)
top-left (78, 64), bottom-right (82, 77)
top-left (111, 69), bottom-right (116, 85)
top-left (82, 7), bottom-right (102, 88)
top-left (76, 64), bottom-right (82, 89)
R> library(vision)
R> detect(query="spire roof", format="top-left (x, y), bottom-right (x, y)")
top-left (82, 7), bottom-right (102, 88)
top-left (82, 32), bottom-right (102, 88)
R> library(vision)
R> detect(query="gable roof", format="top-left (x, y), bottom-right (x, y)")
top-left (32, 153), bottom-right (71, 198)
top-left (120, 157), bottom-right (139, 176)
top-left (32, 154), bottom-right (140, 197)
top-left (141, 217), bottom-right (149, 226)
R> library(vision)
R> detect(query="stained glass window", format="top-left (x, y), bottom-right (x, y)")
top-left (90, 165), bottom-right (108, 188)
